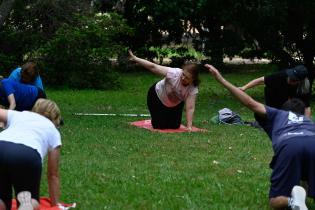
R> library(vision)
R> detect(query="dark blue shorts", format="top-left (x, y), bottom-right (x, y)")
top-left (269, 136), bottom-right (315, 198)
top-left (0, 141), bottom-right (42, 210)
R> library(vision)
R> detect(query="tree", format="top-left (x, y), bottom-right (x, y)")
top-left (119, 0), bottom-right (244, 66)
top-left (36, 13), bottom-right (134, 89)
top-left (233, 0), bottom-right (315, 81)
top-left (0, 0), bottom-right (16, 27)
top-left (0, 0), bottom-right (95, 70)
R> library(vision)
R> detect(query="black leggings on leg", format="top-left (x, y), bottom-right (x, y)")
top-left (0, 141), bottom-right (42, 210)
top-left (147, 83), bottom-right (184, 129)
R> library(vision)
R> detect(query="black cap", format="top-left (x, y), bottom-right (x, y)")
top-left (286, 65), bottom-right (308, 81)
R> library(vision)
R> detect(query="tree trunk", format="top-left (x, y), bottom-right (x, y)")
top-left (207, 25), bottom-right (224, 67)
top-left (0, 0), bottom-right (16, 27)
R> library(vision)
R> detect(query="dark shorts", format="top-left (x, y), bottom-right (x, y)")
top-left (0, 141), bottom-right (42, 210)
top-left (269, 136), bottom-right (315, 198)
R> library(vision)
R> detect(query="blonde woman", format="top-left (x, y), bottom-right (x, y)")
top-left (0, 99), bottom-right (62, 210)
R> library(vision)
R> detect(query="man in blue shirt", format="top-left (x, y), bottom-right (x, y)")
top-left (0, 79), bottom-right (46, 111)
top-left (206, 64), bottom-right (312, 210)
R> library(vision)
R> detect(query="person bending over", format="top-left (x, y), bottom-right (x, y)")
top-left (9, 62), bottom-right (44, 90)
top-left (128, 50), bottom-right (200, 131)
top-left (206, 64), bottom-right (313, 210)
top-left (0, 99), bottom-right (63, 210)
top-left (0, 78), bottom-right (46, 111)
top-left (240, 65), bottom-right (311, 117)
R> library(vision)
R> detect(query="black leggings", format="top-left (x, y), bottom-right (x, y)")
top-left (147, 83), bottom-right (184, 129)
top-left (0, 141), bottom-right (42, 210)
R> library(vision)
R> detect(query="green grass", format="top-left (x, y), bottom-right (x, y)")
top-left (40, 64), bottom-right (315, 209)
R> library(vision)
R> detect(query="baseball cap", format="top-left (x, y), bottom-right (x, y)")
top-left (286, 65), bottom-right (308, 81)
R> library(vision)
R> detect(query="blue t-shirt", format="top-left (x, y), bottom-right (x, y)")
top-left (256, 106), bottom-right (315, 152)
top-left (9, 67), bottom-right (44, 90)
top-left (0, 79), bottom-right (39, 111)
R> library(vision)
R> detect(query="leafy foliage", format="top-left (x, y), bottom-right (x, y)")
top-left (119, 0), bottom-right (315, 74)
top-left (0, 0), bottom-right (94, 70)
top-left (36, 13), bottom-right (134, 89)
top-left (2, 0), bottom-right (315, 88)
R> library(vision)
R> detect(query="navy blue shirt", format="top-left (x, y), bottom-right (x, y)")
top-left (0, 79), bottom-right (38, 111)
top-left (256, 106), bottom-right (315, 153)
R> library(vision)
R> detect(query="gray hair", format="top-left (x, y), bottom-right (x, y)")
top-left (297, 78), bottom-right (310, 95)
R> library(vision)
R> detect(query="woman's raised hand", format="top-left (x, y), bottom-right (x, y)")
top-left (204, 64), bottom-right (223, 81)
top-left (128, 49), bottom-right (136, 61)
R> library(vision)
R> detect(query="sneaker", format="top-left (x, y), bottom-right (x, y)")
top-left (17, 191), bottom-right (33, 210)
top-left (290, 186), bottom-right (308, 210)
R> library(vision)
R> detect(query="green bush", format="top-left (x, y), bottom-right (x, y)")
top-left (36, 13), bottom-right (134, 89)
top-left (0, 53), bottom-right (20, 76)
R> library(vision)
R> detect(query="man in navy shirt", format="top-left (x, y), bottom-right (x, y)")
top-left (0, 79), bottom-right (46, 111)
top-left (206, 64), bottom-right (312, 210)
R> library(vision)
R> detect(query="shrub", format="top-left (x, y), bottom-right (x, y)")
top-left (35, 12), bottom-right (134, 89)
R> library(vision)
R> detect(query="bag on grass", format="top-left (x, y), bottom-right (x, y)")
top-left (217, 108), bottom-right (243, 125)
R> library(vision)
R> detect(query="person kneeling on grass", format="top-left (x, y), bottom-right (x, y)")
top-left (8, 61), bottom-right (44, 91)
top-left (239, 64), bottom-right (311, 118)
top-left (0, 78), bottom-right (46, 111)
top-left (128, 50), bottom-right (200, 131)
top-left (205, 64), bottom-right (313, 210)
top-left (0, 99), bottom-right (63, 210)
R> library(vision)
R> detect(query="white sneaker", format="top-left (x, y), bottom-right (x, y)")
top-left (290, 186), bottom-right (308, 210)
top-left (17, 191), bottom-right (33, 210)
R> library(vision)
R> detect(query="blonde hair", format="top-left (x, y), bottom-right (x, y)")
top-left (31, 99), bottom-right (61, 127)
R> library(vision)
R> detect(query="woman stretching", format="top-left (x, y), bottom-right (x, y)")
top-left (0, 99), bottom-right (63, 210)
top-left (128, 50), bottom-right (200, 131)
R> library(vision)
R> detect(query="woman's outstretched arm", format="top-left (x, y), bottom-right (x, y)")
top-left (205, 64), bottom-right (266, 116)
top-left (239, 76), bottom-right (265, 91)
top-left (128, 50), bottom-right (169, 77)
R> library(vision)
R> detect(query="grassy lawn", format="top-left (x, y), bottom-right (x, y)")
top-left (41, 64), bottom-right (315, 210)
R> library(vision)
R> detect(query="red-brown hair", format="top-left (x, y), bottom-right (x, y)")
top-left (182, 63), bottom-right (200, 86)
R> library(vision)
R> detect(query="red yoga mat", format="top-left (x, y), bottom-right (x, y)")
top-left (129, 120), bottom-right (207, 133)
top-left (11, 197), bottom-right (76, 210)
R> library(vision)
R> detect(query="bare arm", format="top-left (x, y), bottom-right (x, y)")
top-left (240, 76), bottom-right (265, 91)
top-left (305, 107), bottom-right (311, 118)
top-left (128, 50), bottom-right (169, 76)
top-left (185, 94), bottom-right (197, 131)
top-left (7, 94), bottom-right (16, 110)
top-left (0, 109), bottom-right (8, 123)
top-left (47, 146), bottom-right (61, 206)
top-left (205, 64), bottom-right (266, 116)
